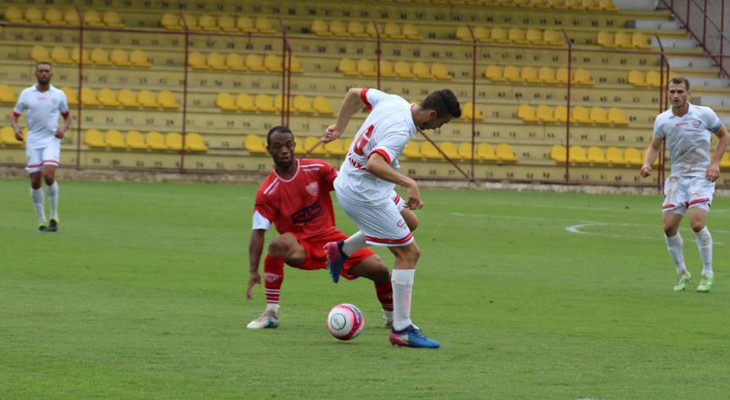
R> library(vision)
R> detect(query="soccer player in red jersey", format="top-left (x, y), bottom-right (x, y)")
top-left (246, 126), bottom-right (417, 329)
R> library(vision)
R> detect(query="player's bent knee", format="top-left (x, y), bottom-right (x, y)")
top-left (268, 237), bottom-right (293, 259)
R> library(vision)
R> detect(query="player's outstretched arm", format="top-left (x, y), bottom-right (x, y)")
top-left (707, 125), bottom-right (729, 182)
top-left (323, 88), bottom-right (366, 143)
top-left (640, 137), bottom-right (663, 177)
top-left (366, 153), bottom-right (423, 209)
top-left (247, 229), bottom-right (266, 300)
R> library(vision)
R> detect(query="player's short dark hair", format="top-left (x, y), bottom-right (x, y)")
top-left (266, 125), bottom-right (293, 145)
top-left (668, 76), bottom-right (690, 91)
top-left (35, 62), bottom-right (52, 70)
top-left (420, 89), bottom-right (461, 118)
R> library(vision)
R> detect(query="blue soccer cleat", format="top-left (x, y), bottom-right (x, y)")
top-left (324, 241), bottom-right (347, 284)
top-left (389, 325), bottom-right (440, 349)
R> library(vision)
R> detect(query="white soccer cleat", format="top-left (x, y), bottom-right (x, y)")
top-left (247, 309), bottom-right (279, 329)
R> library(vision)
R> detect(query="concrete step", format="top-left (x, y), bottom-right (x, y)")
top-left (631, 20), bottom-right (683, 30)
top-left (667, 57), bottom-right (715, 69)
top-left (652, 37), bottom-right (698, 48)
top-left (686, 76), bottom-right (730, 88)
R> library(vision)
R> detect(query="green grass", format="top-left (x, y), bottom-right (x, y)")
top-left (1, 178), bottom-right (728, 400)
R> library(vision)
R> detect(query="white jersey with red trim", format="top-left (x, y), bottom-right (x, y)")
top-left (13, 84), bottom-right (69, 150)
top-left (653, 103), bottom-right (723, 177)
top-left (334, 88), bottom-right (417, 204)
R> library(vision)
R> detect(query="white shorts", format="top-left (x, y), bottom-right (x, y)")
top-left (26, 141), bottom-right (61, 173)
top-left (662, 175), bottom-right (714, 215)
top-left (337, 191), bottom-right (414, 247)
top-left (392, 191), bottom-right (406, 212)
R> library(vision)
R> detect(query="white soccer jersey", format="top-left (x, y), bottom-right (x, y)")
top-left (334, 88), bottom-right (417, 204)
top-left (13, 84), bottom-right (70, 150)
top-left (653, 103), bottom-right (723, 177)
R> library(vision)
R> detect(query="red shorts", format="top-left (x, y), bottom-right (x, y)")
top-left (293, 231), bottom-right (375, 281)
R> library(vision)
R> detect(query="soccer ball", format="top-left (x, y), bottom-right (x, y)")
top-left (326, 303), bottom-right (365, 341)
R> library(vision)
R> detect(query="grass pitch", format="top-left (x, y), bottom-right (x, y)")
top-left (0, 178), bottom-right (728, 399)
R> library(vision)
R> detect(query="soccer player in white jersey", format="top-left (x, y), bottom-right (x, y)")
top-left (10, 62), bottom-right (72, 232)
top-left (322, 88), bottom-right (461, 348)
top-left (641, 76), bottom-right (729, 293)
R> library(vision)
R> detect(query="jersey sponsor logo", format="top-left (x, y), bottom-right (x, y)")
top-left (292, 203), bottom-right (322, 225)
top-left (306, 181), bottom-right (319, 197)
top-left (353, 125), bottom-right (375, 156)
top-left (691, 120), bottom-right (700, 128)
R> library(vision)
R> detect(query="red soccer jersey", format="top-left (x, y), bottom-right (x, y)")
top-left (253, 159), bottom-right (340, 241)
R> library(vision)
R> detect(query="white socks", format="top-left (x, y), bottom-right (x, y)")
top-left (342, 231), bottom-right (367, 256)
top-left (265, 303), bottom-right (279, 314)
top-left (391, 269), bottom-right (415, 331)
top-left (47, 181), bottom-right (59, 220)
top-left (694, 227), bottom-right (713, 277)
top-left (665, 233), bottom-right (687, 274)
top-left (30, 187), bottom-right (46, 224)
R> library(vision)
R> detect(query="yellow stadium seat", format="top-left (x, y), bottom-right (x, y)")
top-left (600, 0), bottom-right (618, 11)
top-left (165, 132), bottom-right (183, 150)
top-left (45, 8), bottom-right (64, 25)
top-left (158, 90), bottom-right (178, 109)
top-left (110, 49), bottom-right (132, 66)
top-left (605, 146), bottom-right (624, 164)
top-left (565, 0), bottom-right (583, 9)
top-left (225, 53), bottom-right (246, 71)
top-left (477, 143), bottom-right (498, 161)
top-left (125, 131), bottom-right (147, 150)
top-left (180, 12), bottom-right (199, 30)
top-left (348, 20), bottom-right (368, 37)
top-left (496, 143), bottom-right (518, 162)
top-left (91, 48), bottom-right (112, 66)
top-left (403, 23), bottom-right (422, 40)
top-left (83, 10), bottom-right (104, 27)
top-left (130, 49), bottom-right (151, 67)
top-left (457, 142), bottom-right (474, 160)
top-left (1, 126), bottom-right (23, 146)
top-left (554, 105), bottom-right (568, 123)
top-left (60, 86), bottom-right (78, 106)
top-left (431, 63), bottom-right (451, 80)
top-left (508, 27), bottom-right (528, 44)
top-left (532, 0), bottom-right (550, 7)
top-left (80, 87), bottom-right (99, 106)
top-left (5, 6), bottom-right (24, 23)
top-left (255, 94), bottom-right (276, 112)
top-left (646, 70), bottom-right (662, 87)
top-left (384, 22), bottom-right (404, 39)
top-left (160, 12), bottom-right (181, 29)
top-left (64, 9), bottom-right (80, 25)
top-left (615, 31), bottom-right (633, 48)
top-left (198, 14), bottom-right (218, 31)
top-left (103, 10), bottom-right (124, 28)
top-left (378, 59), bottom-right (396, 78)
top-left (218, 15), bottom-right (236, 32)
top-left (526, 28), bottom-right (545, 44)
top-left (185, 133), bottom-right (208, 152)
top-left (216, 92), bottom-right (237, 111)
top-left (293, 95), bottom-right (315, 114)
top-left (536, 105), bottom-right (556, 122)
top-left (146, 131), bottom-right (168, 150)
top-left (521, 66), bottom-right (541, 83)
top-left (628, 70), bottom-right (647, 87)
top-left (97, 88), bottom-right (119, 106)
top-left (236, 93), bottom-right (256, 111)
top-left (236, 16), bottom-right (255, 32)
top-left (304, 136), bottom-right (327, 155)
top-left (440, 141), bottom-right (458, 160)
top-left (118, 89), bottom-right (139, 107)
top-left (394, 61), bottom-right (414, 78)
top-left (188, 51), bottom-right (207, 69)
top-left (207, 52), bottom-right (227, 70)
top-left (539, 67), bottom-right (558, 84)
top-left (569, 146), bottom-right (589, 163)
top-left (420, 141), bottom-right (441, 159)
top-left (572, 106), bottom-right (592, 123)
top-left (504, 65), bottom-right (522, 83)
top-left (329, 20), bottom-right (348, 37)
top-left (403, 141), bottom-right (421, 158)
top-left (324, 139), bottom-right (347, 156)
top-left (491, 27), bottom-right (509, 43)
top-left (25, 7), bottom-right (44, 24)
top-left (632, 32), bottom-right (652, 49)
top-left (719, 153), bottom-right (730, 168)
top-left (313, 96), bottom-right (334, 115)
top-left (255, 16), bottom-right (276, 33)
top-left (608, 107), bottom-right (629, 125)
top-left (413, 62), bottom-right (432, 79)
top-left (71, 47), bottom-right (90, 64)
top-left (549, 0), bottom-right (569, 8)
top-left (543, 29), bottom-right (564, 46)
top-left (474, 26), bottom-right (491, 43)
top-left (244, 134), bottom-right (267, 154)
top-left (138, 90), bottom-right (159, 108)
top-left (550, 145), bottom-right (567, 163)
top-left (264, 54), bottom-right (283, 72)
top-left (518, 104), bottom-right (538, 122)
top-left (105, 130), bottom-right (126, 149)
top-left (461, 103), bottom-right (484, 120)
top-left (624, 147), bottom-right (644, 165)
top-left (597, 31), bottom-right (616, 48)
top-left (339, 58), bottom-right (358, 76)
top-left (288, 54), bottom-right (304, 72)
top-left (556, 67), bottom-right (569, 84)
top-left (573, 68), bottom-right (594, 85)
top-left (0, 85), bottom-right (16, 103)
top-left (485, 65), bottom-right (505, 81)
top-left (245, 54), bottom-right (266, 72)
top-left (590, 107), bottom-right (610, 124)
top-left (455, 26), bottom-right (472, 42)
top-left (84, 129), bottom-right (106, 148)
top-left (583, 0), bottom-right (601, 10)
top-left (587, 146), bottom-right (608, 164)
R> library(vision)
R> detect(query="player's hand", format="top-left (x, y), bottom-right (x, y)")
top-left (55, 128), bottom-right (65, 139)
top-left (246, 271), bottom-right (261, 300)
top-left (322, 124), bottom-right (343, 143)
top-left (406, 185), bottom-right (424, 210)
top-left (13, 127), bottom-right (23, 142)
top-left (706, 162), bottom-right (720, 182)
top-left (639, 164), bottom-right (652, 177)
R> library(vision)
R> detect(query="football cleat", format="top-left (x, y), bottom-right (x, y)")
top-left (47, 218), bottom-right (59, 232)
top-left (324, 241), bottom-right (347, 284)
top-left (389, 325), bottom-right (440, 349)
top-left (38, 223), bottom-right (49, 232)
top-left (696, 275), bottom-right (713, 293)
top-left (246, 309), bottom-right (279, 329)
top-left (673, 271), bottom-right (691, 291)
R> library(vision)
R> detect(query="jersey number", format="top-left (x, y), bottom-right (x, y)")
top-left (353, 125), bottom-right (374, 156)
